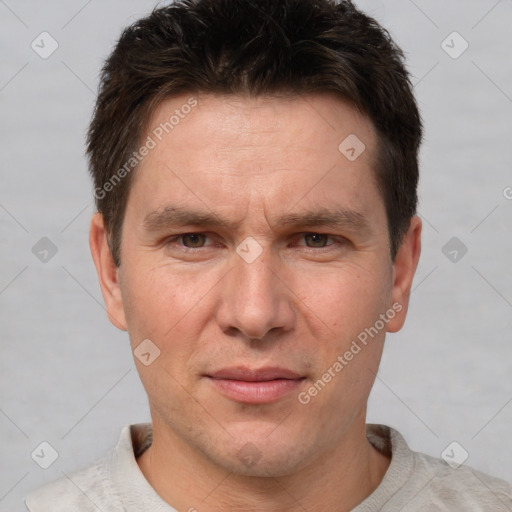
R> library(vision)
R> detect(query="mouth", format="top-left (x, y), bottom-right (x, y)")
top-left (205, 367), bottom-right (306, 404)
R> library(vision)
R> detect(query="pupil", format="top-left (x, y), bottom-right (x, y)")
top-left (184, 234), bottom-right (204, 247)
top-left (306, 233), bottom-right (326, 247)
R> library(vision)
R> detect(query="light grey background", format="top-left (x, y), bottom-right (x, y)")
top-left (1, 0), bottom-right (511, 510)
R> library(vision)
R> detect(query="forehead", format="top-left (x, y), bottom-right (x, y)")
top-left (146, 92), bottom-right (376, 160)
top-left (129, 92), bottom-right (383, 227)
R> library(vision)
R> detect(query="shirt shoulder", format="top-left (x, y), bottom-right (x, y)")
top-left (25, 455), bottom-right (122, 512)
top-left (25, 423), bottom-right (175, 512)
top-left (409, 450), bottom-right (512, 511)
top-left (24, 424), bottom-right (146, 512)
top-left (362, 425), bottom-right (512, 511)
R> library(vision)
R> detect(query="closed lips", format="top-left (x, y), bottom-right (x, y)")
top-left (207, 367), bottom-right (304, 381)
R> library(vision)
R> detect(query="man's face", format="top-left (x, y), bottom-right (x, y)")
top-left (94, 93), bottom-right (418, 476)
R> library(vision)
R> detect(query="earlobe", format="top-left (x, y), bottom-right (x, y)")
top-left (89, 212), bottom-right (128, 331)
top-left (386, 216), bottom-right (422, 333)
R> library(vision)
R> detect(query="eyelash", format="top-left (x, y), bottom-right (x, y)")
top-left (165, 232), bottom-right (345, 250)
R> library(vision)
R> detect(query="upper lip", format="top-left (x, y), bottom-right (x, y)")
top-left (207, 367), bottom-right (303, 381)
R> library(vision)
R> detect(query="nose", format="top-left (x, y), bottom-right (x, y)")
top-left (215, 249), bottom-right (295, 341)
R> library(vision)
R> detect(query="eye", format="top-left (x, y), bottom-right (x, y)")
top-left (303, 233), bottom-right (332, 248)
top-left (162, 232), bottom-right (222, 260)
top-left (180, 233), bottom-right (207, 248)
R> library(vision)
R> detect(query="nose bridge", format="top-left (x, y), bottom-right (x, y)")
top-left (236, 252), bottom-right (275, 303)
top-left (218, 248), bottom-right (293, 339)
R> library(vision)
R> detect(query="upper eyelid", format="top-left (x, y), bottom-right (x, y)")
top-left (295, 233), bottom-right (341, 245)
top-left (168, 231), bottom-right (339, 238)
top-left (172, 233), bottom-right (211, 244)
top-left (166, 232), bottom-right (343, 247)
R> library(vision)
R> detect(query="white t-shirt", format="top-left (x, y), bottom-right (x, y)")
top-left (25, 423), bottom-right (512, 511)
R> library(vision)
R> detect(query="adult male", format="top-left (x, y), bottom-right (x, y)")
top-left (26, 0), bottom-right (512, 510)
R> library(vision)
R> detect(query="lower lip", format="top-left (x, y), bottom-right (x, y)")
top-left (208, 377), bottom-right (304, 404)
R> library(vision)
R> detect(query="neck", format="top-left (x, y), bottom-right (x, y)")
top-left (136, 415), bottom-right (390, 512)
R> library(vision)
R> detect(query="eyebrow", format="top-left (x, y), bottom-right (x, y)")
top-left (142, 205), bottom-right (372, 235)
top-left (278, 208), bottom-right (372, 235)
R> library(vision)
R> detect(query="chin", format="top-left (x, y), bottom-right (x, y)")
top-left (207, 427), bottom-right (313, 478)
top-left (223, 448), bottom-right (308, 478)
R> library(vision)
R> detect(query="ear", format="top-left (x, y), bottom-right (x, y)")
top-left (89, 212), bottom-right (127, 331)
top-left (386, 215), bottom-right (422, 333)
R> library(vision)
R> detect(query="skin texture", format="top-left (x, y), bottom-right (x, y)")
top-left (90, 93), bottom-right (421, 512)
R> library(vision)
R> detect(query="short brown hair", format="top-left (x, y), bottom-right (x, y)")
top-left (87, 0), bottom-right (422, 266)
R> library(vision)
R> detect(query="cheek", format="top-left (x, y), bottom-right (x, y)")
top-left (120, 262), bottom-right (223, 380)
top-left (296, 270), bottom-right (389, 422)
top-left (121, 263), bottom-right (204, 337)
top-left (120, 268), bottom-right (205, 402)
top-left (294, 262), bottom-right (392, 343)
